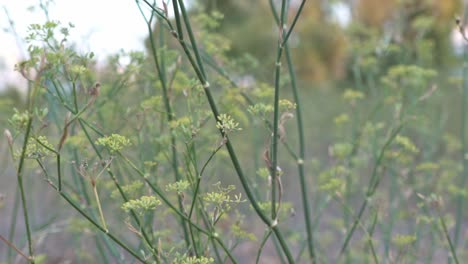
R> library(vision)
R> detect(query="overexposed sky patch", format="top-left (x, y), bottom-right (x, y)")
top-left (0, 0), bottom-right (154, 90)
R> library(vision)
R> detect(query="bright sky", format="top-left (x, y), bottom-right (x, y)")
top-left (0, 0), bottom-right (152, 91)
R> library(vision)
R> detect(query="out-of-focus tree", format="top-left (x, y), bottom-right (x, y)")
top-left (344, 0), bottom-right (459, 91)
top-left (181, 0), bottom-right (348, 82)
top-left (147, 0), bottom-right (459, 85)
top-left (354, 0), bottom-right (458, 64)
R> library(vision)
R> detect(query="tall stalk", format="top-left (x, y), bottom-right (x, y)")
top-left (140, 1), bottom-right (296, 262)
top-left (137, 2), bottom-right (191, 250)
top-left (454, 10), bottom-right (468, 258)
top-left (339, 123), bottom-right (403, 258)
top-left (16, 116), bottom-right (35, 264)
top-left (270, 0), bottom-right (287, 221)
top-left (13, 71), bottom-right (46, 263)
top-left (269, 0), bottom-right (315, 261)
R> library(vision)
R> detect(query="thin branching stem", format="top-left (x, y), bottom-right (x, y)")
top-left (139, 1), bottom-right (297, 262)
top-left (256, 229), bottom-right (273, 264)
top-left (0, 234), bottom-right (32, 262)
top-left (270, 0), bottom-right (316, 261)
top-left (16, 116), bottom-right (35, 264)
top-left (119, 153), bottom-right (238, 264)
top-left (137, 1), bottom-right (191, 250)
top-left (438, 208), bottom-right (460, 264)
top-left (78, 120), bottom-right (161, 262)
top-left (270, 0), bottom-right (287, 223)
top-left (46, 179), bottom-right (147, 263)
top-left (454, 11), bottom-right (468, 255)
top-left (281, 0), bottom-right (306, 47)
top-left (339, 123), bottom-right (404, 258)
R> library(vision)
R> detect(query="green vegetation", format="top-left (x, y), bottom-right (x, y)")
top-left (0, 0), bottom-right (466, 263)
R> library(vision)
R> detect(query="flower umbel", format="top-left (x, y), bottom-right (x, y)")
top-left (96, 134), bottom-right (131, 153)
top-left (121, 196), bottom-right (161, 215)
top-left (216, 114), bottom-right (242, 134)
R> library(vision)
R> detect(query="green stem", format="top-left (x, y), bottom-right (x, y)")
top-left (78, 120), bottom-right (161, 261)
top-left (281, 0), bottom-right (306, 47)
top-left (367, 209), bottom-right (379, 264)
top-left (438, 209), bottom-right (459, 264)
top-left (46, 180), bottom-right (147, 263)
top-left (256, 230), bottom-right (273, 264)
top-left (72, 80), bottom-right (79, 112)
top-left (270, 0), bottom-right (287, 223)
top-left (285, 16), bottom-right (316, 264)
top-left (119, 153), bottom-right (238, 263)
top-left (339, 123), bottom-right (403, 258)
top-left (455, 20), bottom-right (468, 253)
top-left (16, 116), bottom-right (35, 263)
top-left (138, 2), bottom-right (192, 251)
top-left (141, 1), bottom-right (296, 262)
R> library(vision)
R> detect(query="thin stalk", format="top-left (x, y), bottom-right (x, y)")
top-left (256, 230), bottom-right (273, 264)
top-left (196, 43), bottom-right (300, 161)
top-left (16, 116), bottom-right (35, 263)
top-left (141, 1), bottom-right (296, 262)
top-left (119, 153), bottom-right (238, 263)
top-left (281, 0), bottom-right (307, 47)
top-left (140, 0), bottom-right (176, 32)
top-left (339, 123), bottom-right (403, 258)
top-left (176, 0), bottom-right (207, 78)
top-left (35, 149), bottom-right (136, 263)
top-left (283, 5), bottom-right (316, 262)
top-left (286, 45), bottom-right (316, 261)
top-left (92, 183), bottom-right (107, 231)
top-left (188, 139), bottom-right (225, 219)
top-left (72, 80), bottom-right (79, 112)
top-left (367, 209), bottom-right (379, 264)
top-left (56, 155), bottom-right (62, 191)
top-left (335, 195), bottom-right (381, 262)
top-left (273, 235), bottom-right (288, 264)
top-left (78, 120), bottom-right (161, 261)
top-left (137, 2), bottom-right (191, 250)
top-left (438, 209), bottom-right (459, 264)
top-left (184, 142), bottom-right (229, 263)
top-left (454, 17), bottom-right (468, 253)
top-left (0, 234), bottom-right (32, 262)
top-left (270, 0), bottom-right (287, 222)
top-left (46, 180), bottom-right (147, 263)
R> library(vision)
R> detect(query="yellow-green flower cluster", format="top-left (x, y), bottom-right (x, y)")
top-left (329, 143), bottom-right (353, 160)
top-left (392, 234), bottom-right (416, 248)
top-left (216, 114), bottom-right (242, 133)
top-left (279, 99), bottom-right (296, 111)
top-left (166, 180), bottom-right (191, 193)
top-left (16, 136), bottom-right (54, 159)
top-left (231, 222), bottom-right (257, 241)
top-left (173, 254), bottom-right (214, 264)
top-left (141, 95), bottom-right (163, 111)
top-left (343, 89), bottom-right (365, 104)
top-left (9, 108), bottom-right (30, 130)
top-left (96, 134), bottom-right (131, 153)
top-left (334, 113), bottom-right (350, 125)
top-left (381, 64), bottom-right (437, 90)
top-left (395, 135), bottom-right (419, 154)
top-left (203, 183), bottom-right (244, 217)
top-left (247, 103), bottom-right (274, 117)
top-left (121, 195), bottom-right (161, 215)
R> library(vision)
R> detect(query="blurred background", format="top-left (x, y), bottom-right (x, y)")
top-left (0, 0), bottom-right (461, 91)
